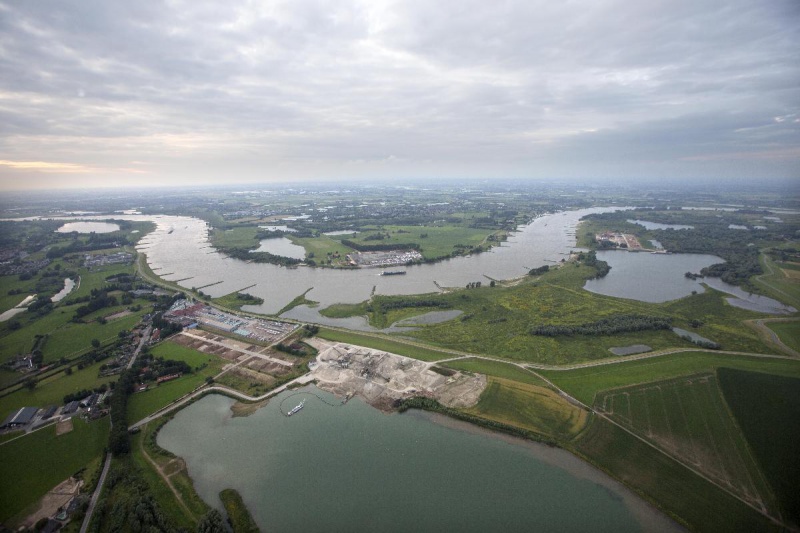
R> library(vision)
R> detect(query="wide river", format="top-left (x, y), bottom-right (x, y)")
top-left (132, 208), bottom-right (618, 313)
top-left (158, 390), bottom-right (682, 532)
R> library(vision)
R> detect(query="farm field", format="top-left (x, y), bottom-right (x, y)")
top-left (718, 368), bottom-right (800, 525)
top-left (466, 377), bottom-right (587, 440)
top-left (573, 417), bottom-right (777, 532)
top-left (540, 351), bottom-right (800, 406)
top-left (0, 417), bottom-right (109, 524)
top-left (595, 373), bottom-right (776, 513)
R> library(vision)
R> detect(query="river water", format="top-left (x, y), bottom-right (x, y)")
top-left (157, 391), bottom-right (682, 533)
top-left (134, 207), bottom-right (617, 313)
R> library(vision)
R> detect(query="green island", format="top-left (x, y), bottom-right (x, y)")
top-left (0, 183), bottom-right (798, 532)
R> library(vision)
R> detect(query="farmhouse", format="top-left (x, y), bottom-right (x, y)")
top-left (1, 406), bottom-right (38, 429)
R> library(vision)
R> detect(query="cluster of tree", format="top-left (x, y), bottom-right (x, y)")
top-left (340, 239), bottom-right (420, 253)
top-left (529, 265), bottom-right (549, 276)
top-left (679, 334), bottom-right (721, 349)
top-left (577, 251), bottom-right (611, 278)
top-left (151, 311), bottom-right (184, 338)
top-left (63, 383), bottom-right (108, 404)
top-left (219, 247), bottom-right (302, 266)
top-left (530, 314), bottom-right (673, 337)
top-left (138, 358), bottom-right (192, 381)
top-left (27, 295), bottom-right (54, 316)
top-left (235, 292), bottom-right (261, 302)
top-left (45, 234), bottom-right (128, 259)
top-left (73, 289), bottom-right (118, 320)
top-left (367, 297), bottom-right (450, 315)
top-left (302, 324), bottom-right (320, 337)
top-left (94, 461), bottom-right (181, 533)
top-left (109, 368), bottom-right (136, 455)
top-left (275, 342), bottom-right (306, 356)
top-left (466, 281), bottom-right (482, 288)
top-left (363, 232), bottom-right (390, 241)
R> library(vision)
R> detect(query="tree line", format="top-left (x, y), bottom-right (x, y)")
top-left (530, 314), bottom-right (672, 337)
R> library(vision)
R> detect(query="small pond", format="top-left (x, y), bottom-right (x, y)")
top-left (583, 251), bottom-right (722, 302)
top-left (250, 238), bottom-right (306, 260)
top-left (323, 230), bottom-right (360, 236)
top-left (628, 219), bottom-right (694, 230)
top-left (51, 278), bottom-right (77, 303)
top-left (56, 221), bottom-right (120, 233)
top-left (259, 225), bottom-right (296, 232)
top-left (672, 327), bottom-right (715, 345)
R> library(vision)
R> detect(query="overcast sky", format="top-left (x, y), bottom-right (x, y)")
top-left (0, 0), bottom-right (798, 190)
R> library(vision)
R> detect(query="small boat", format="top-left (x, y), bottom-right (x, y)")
top-left (287, 399), bottom-right (306, 416)
top-left (381, 270), bottom-right (406, 276)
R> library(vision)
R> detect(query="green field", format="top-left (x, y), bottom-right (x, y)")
top-left (573, 417), bottom-right (778, 532)
top-left (718, 368), bottom-right (800, 524)
top-left (210, 226), bottom-right (260, 250)
top-left (0, 417), bottom-right (109, 524)
top-left (317, 328), bottom-right (453, 362)
top-left (288, 235), bottom-right (355, 262)
top-left (442, 358), bottom-right (548, 387)
top-left (540, 351), bottom-right (800, 405)
top-left (127, 341), bottom-right (225, 424)
top-left (0, 359), bottom-right (118, 421)
top-left (765, 321), bottom-right (800, 353)
top-left (596, 373), bottom-right (776, 512)
top-left (341, 224), bottom-right (498, 260)
top-left (466, 377), bottom-right (587, 440)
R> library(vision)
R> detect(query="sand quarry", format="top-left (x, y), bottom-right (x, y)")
top-left (307, 339), bottom-right (486, 410)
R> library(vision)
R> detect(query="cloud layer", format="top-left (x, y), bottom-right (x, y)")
top-left (0, 0), bottom-right (798, 189)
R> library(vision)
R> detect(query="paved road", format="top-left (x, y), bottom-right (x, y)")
top-left (129, 373), bottom-right (315, 430)
top-left (127, 325), bottom-right (152, 370)
top-left (80, 452), bottom-right (112, 533)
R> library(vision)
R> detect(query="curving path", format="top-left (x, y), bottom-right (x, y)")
top-left (744, 318), bottom-right (800, 358)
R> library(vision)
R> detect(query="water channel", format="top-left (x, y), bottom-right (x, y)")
top-left (157, 390), bottom-right (682, 533)
top-left (56, 221), bottom-right (120, 233)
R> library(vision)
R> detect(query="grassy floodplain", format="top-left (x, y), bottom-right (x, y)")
top-left (319, 261), bottom-right (775, 364)
top-left (0, 417), bottom-right (109, 524)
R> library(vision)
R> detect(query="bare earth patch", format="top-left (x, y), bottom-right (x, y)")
top-left (21, 477), bottom-right (82, 529)
top-left (55, 418), bottom-right (73, 435)
top-left (308, 339), bottom-right (486, 410)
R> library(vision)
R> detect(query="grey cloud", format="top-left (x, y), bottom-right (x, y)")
top-left (0, 0), bottom-right (797, 188)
